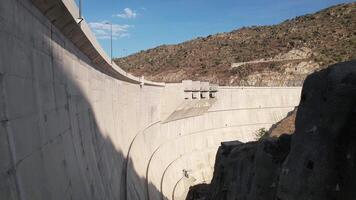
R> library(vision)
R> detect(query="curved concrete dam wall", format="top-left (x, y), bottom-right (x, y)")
top-left (0, 0), bottom-right (301, 199)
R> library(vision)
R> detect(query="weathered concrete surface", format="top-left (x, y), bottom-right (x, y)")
top-left (0, 0), bottom-right (301, 199)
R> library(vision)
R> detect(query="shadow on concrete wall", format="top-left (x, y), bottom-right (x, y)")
top-left (51, 40), bottom-right (165, 199)
top-left (0, 1), bottom-right (164, 198)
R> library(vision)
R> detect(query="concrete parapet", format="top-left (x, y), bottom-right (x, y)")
top-left (182, 80), bottom-right (193, 99)
top-left (182, 80), bottom-right (193, 91)
top-left (200, 82), bottom-right (210, 91)
top-left (192, 81), bottom-right (200, 99)
top-left (182, 80), bottom-right (218, 100)
top-left (200, 82), bottom-right (209, 99)
top-left (209, 84), bottom-right (218, 98)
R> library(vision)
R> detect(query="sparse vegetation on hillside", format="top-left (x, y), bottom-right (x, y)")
top-left (255, 128), bottom-right (269, 140)
top-left (114, 3), bottom-right (356, 86)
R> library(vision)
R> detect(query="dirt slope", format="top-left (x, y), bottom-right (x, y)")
top-left (115, 3), bottom-right (356, 86)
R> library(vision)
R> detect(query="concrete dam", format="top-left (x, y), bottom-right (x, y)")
top-left (0, 0), bottom-right (301, 199)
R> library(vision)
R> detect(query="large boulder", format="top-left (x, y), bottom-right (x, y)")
top-left (187, 60), bottom-right (356, 200)
top-left (276, 60), bottom-right (356, 200)
top-left (205, 135), bottom-right (291, 200)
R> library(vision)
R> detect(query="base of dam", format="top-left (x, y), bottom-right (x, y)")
top-left (0, 0), bottom-right (301, 199)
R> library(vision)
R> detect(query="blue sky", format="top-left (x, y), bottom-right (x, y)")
top-left (79, 0), bottom-right (355, 58)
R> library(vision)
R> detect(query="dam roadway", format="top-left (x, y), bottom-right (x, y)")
top-left (0, 0), bottom-right (301, 199)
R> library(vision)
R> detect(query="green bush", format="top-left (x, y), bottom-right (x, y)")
top-left (255, 128), bottom-right (269, 140)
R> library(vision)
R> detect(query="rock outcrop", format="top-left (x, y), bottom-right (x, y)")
top-left (187, 60), bottom-right (356, 200)
top-left (268, 108), bottom-right (297, 137)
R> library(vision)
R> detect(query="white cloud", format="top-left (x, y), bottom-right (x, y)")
top-left (89, 21), bottom-right (133, 40)
top-left (114, 8), bottom-right (137, 19)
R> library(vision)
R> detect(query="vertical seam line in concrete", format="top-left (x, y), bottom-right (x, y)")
top-left (29, 18), bottom-right (52, 200)
top-left (0, 74), bottom-right (25, 200)
top-left (17, 0), bottom-right (52, 30)
top-left (88, 108), bottom-right (111, 200)
top-left (64, 83), bottom-right (91, 199)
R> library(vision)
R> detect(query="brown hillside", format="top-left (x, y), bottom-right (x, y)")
top-left (114, 3), bottom-right (356, 86)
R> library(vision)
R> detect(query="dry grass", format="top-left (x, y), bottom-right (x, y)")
top-left (114, 3), bottom-right (356, 86)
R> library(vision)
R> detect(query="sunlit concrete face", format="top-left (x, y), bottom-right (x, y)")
top-left (0, 0), bottom-right (301, 200)
top-left (130, 86), bottom-right (301, 200)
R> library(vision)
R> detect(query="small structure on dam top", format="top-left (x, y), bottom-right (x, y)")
top-left (164, 80), bottom-right (219, 122)
top-left (182, 80), bottom-right (218, 100)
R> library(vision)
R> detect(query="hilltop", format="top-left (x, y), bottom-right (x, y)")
top-left (114, 3), bottom-right (356, 86)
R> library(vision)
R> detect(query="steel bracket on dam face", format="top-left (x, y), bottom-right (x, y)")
top-left (160, 149), bottom-right (217, 200)
top-left (0, 0), bottom-right (302, 199)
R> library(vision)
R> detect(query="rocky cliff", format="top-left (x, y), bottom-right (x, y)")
top-left (268, 108), bottom-right (297, 137)
top-left (115, 3), bottom-right (356, 86)
top-left (186, 60), bottom-right (356, 200)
